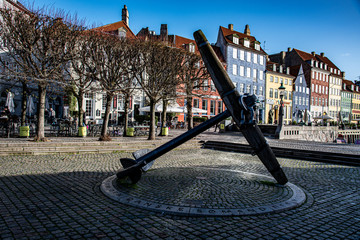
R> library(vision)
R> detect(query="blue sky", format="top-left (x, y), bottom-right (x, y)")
top-left (32, 0), bottom-right (360, 81)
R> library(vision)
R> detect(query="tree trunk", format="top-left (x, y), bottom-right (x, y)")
top-left (122, 94), bottom-right (130, 137)
top-left (20, 82), bottom-right (28, 126)
top-left (100, 93), bottom-right (112, 141)
top-left (186, 96), bottom-right (193, 130)
top-left (148, 99), bottom-right (156, 140)
top-left (35, 85), bottom-right (46, 141)
top-left (159, 99), bottom-right (168, 136)
top-left (77, 91), bottom-right (84, 128)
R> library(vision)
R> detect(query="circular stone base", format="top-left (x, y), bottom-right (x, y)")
top-left (101, 167), bottom-right (306, 216)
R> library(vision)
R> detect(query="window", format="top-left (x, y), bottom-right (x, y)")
top-left (259, 86), bottom-right (263, 96)
top-left (259, 56), bottom-right (264, 65)
top-left (253, 85), bottom-right (257, 95)
top-left (269, 88), bottom-right (273, 98)
top-left (311, 97), bottom-right (314, 105)
top-left (102, 94), bottom-right (107, 110)
top-left (285, 79), bottom-right (288, 85)
top-left (233, 36), bottom-right (239, 44)
top-left (217, 101), bottom-right (223, 113)
top-left (253, 69), bottom-right (257, 81)
top-left (275, 77), bottom-right (278, 83)
top-left (240, 83), bottom-right (245, 94)
top-left (312, 83), bottom-right (314, 92)
top-left (315, 97), bottom-right (318, 106)
top-left (246, 52), bottom-right (251, 62)
top-left (193, 99), bottom-right (199, 108)
top-left (210, 81), bottom-right (216, 91)
top-left (232, 64), bottom-right (237, 75)
top-left (280, 78), bottom-right (283, 84)
top-left (315, 85), bottom-right (318, 93)
top-left (270, 76), bottom-right (274, 82)
top-left (284, 91), bottom-right (288, 100)
top-left (244, 39), bottom-right (250, 47)
top-left (326, 87), bottom-right (328, 94)
top-left (259, 71), bottom-right (263, 80)
top-left (85, 99), bottom-right (93, 117)
top-left (255, 43), bottom-right (260, 51)
top-left (274, 89), bottom-right (278, 98)
top-left (289, 80), bottom-right (292, 85)
top-left (240, 50), bottom-right (245, 60)
top-left (189, 43), bottom-right (195, 53)
top-left (210, 100), bottom-right (216, 115)
top-left (296, 85), bottom-right (299, 92)
top-left (289, 92), bottom-right (292, 100)
top-left (306, 98), bottom-right (309, 106)
top-left (246, 85), bottom-right (251, 93)
top-left (246, 67), bottom-right (251, 78)
top-left (232, 48), bottom-right (237, 59)
top-left (240, 66), bottom-right (244, 76)
top-left (203, 80), bottom-right (208, 91)
top-left (253, 53), bottom-right (258, 64)
top-left (312, 71), bottom-right (315, 79)
top-left (202, 99), bottom-right (208, 111)
top-left (300, 77), bottom-right (303, 83)
top-left (118, 97), bottom-right (124, 111)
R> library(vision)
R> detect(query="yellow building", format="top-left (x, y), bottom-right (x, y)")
top-left (265, 63), bottom-right (294, 124)
top-left (351, 84), bottom-right (360, 123)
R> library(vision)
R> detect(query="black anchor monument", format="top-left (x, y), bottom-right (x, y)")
top-left (116, 30), bottom-right (288, 186)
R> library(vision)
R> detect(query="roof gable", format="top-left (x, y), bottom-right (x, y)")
top-left (92, 21), bottom-right (136, 39)
top-left (219, 26), bottom-right (266, 54)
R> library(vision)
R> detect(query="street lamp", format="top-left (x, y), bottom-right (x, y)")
top-left (278, 82), bottom-right (286, 125)
top-left (275, 82), bottom-right (285, 138)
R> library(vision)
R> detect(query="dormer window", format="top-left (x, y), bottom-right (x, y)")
top-left (315, 61), bottom-right (318, 68)
top-left (244, 38), bottom-right (250, 48)
top-left (320, 62), bottom-right (323, 69)
top-left (351, 85), bottom-right (354, 91)
top-left (118, 27), bottom-right (127, 38)
top-left (232, 34), bottom-right (239, 44)
top-left (254, 41), bottom-right (260, 51)
top-left (189, 43), bottom-right (195, 53)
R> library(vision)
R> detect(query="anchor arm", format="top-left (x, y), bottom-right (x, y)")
top-left (193, 30), bottom-right (288, 185)
top-left (117, 110), bottom-right (231, 181)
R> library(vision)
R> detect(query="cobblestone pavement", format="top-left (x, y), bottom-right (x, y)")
top-left (1, 148), bottom-right (359, 239)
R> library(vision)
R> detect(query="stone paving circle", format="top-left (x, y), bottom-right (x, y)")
top-left (101, 167), bottom-right (306, 216)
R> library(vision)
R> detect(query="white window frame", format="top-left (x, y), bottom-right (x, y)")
top-left (246, 52), bottom-right (251, 62)
top-left (253, 53), bottom-right (258, 64)
top-left (232, 48), bottom-right (237, 59)
top-left (240, 50), bottom-right (245, 60)
top-left (232, 64), bottom-right (237, 75)
top-left (240, 66), bottom-right (244, 76)
top-left (246, 67), bottom-right (251, 78)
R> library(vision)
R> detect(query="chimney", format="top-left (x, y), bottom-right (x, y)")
top-left (160, 24), bottom-right (168, 41)
top-left (287, 47), bottom-right (292, 52)
top-left (228, 24), bottom-right (233, 31)
top-left (320, 52), bottom-right (325, 57)
top-left (122, 5), bottom-right (129, 26)
top-left (281, 51), bottom-right (286, 63)
top-left (311, 51), bottom-right (315, 56)
top-left (244, 24), bottom-right (251, 36)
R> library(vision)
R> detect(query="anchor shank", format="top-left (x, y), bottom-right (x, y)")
top-left (194, 30), bottom-right (288, 185)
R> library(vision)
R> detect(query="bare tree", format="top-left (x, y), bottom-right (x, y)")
top-left (0, 7), bottom-right (82, 141)
top-left (178, 51), bottom-right (210, 129)
top-left (88, 33), bottom-right (132, 141)
top-left (131, 40), bottom-right (183, 140)
top-left (64, 31), bottom-right (98, 130)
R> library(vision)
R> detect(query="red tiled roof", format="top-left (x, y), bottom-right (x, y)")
top-left (343, 79), bottom-right (356, 92)
top-left (92, 21), bottom-right (136, 39)
top-left (293, 48), bottom-right (341, 77)
top-left (4, 0), bottom-right (29, 12)
top-left (219, 26), bottom-right (266, 54)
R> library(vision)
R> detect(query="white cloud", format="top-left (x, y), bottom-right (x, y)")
top-left (341, 53), bottom-right (351, 57)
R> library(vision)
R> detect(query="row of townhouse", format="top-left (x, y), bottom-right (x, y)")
top-left (216, 23), bottom-right (360, 125)
top-left (1, 3), bottom-right (359, 126)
